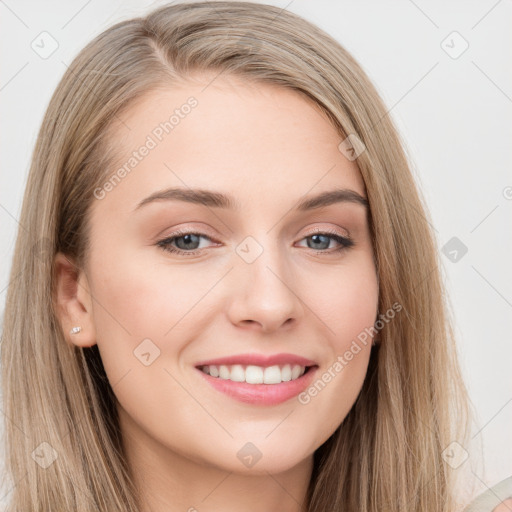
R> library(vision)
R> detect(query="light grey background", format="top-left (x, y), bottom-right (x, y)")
top-left (1, 0), bottom-right (511, 504)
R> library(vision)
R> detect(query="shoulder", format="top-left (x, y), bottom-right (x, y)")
top-left (464, 476), bottom-right (512, 512)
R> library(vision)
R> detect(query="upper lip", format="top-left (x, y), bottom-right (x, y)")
top-left (195, 353), bottom-right (317, 368)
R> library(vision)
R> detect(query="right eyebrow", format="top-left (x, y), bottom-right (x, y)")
top-left (132, 187), bottom-right (240, 212)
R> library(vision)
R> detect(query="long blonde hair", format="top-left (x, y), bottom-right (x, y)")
top-left (1, 2), bottom-right (471, 510)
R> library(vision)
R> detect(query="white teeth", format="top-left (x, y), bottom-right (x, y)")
top-left (219, 365), bottom-right (230, 379)
top-left (263, 365), bottom-right (281, 384)
top-left (230, 364), bottom-right (245, 382)
top-left (200, 363), bottom-right (307, 384)
top-left (245, 365), bottom-right (263, 384)
top-left (291, 364), bottom-right (302, 380)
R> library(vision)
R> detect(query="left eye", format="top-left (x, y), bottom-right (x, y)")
top-left (296, 232), bottom-right (352, 251)
top-left (157, 230), bottom-right (354, 256)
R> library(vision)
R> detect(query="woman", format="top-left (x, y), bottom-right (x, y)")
top-left (1, 2), bottom-right (509, 511)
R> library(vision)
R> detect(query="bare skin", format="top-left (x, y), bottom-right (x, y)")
top-left (493, 499), bottom-right (512, 512)
top-left (54, 74), bottom-right (379, 512)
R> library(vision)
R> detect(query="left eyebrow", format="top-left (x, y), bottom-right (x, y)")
top-left (132, 187), bottom-right (369, 213)
top-left (296, 189), bottom-right (369, 211)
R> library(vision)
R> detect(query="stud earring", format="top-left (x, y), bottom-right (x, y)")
top-left (70, 326), bottom-right (82, 335)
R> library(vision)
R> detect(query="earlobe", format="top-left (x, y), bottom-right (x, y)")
top-left (53, 251), bottom-right (97, 348)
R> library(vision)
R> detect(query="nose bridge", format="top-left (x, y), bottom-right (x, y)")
top-left (227, 233), bottom-right (304, 331)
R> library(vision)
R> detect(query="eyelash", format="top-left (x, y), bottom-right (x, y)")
top-left (156, 228), bottom-right (354, 257)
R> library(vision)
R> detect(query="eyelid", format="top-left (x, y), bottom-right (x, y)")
top-left (156, 222), bottom-right (218, 239)
top-left (302, 225), bottom-right (349, 238)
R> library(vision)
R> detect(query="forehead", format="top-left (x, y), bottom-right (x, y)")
top-left (94, 75), bottom-right (366, 217)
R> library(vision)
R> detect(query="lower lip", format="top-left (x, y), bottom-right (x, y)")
top-left (195, 366), bottom-right (318, 405)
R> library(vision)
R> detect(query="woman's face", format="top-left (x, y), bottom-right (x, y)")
top-left (67, 75), bottom-right (379, 475)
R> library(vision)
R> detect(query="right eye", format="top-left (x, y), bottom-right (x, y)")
top-left (157, 231), bottom-right (217, 256)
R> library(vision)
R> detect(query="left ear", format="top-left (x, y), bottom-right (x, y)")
top-left (53, 251), bottom-right (97, 348)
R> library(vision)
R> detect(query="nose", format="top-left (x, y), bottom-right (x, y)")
top-left (225, 238), bottom-right (305, 333)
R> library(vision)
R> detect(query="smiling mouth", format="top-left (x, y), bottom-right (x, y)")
top-left (197, 364), bottom-right (315, 384)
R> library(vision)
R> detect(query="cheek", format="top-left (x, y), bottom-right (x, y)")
top-left (295, 257), bottom-right (378, 434)
top-left (86, 248), bottom-right (204, 380)
top-left (86, 250), bottom-right (207, 431)
top-left (89, 246), bottom-right (212, 336)
top-left (310, 257), bottom-right (379, 349)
